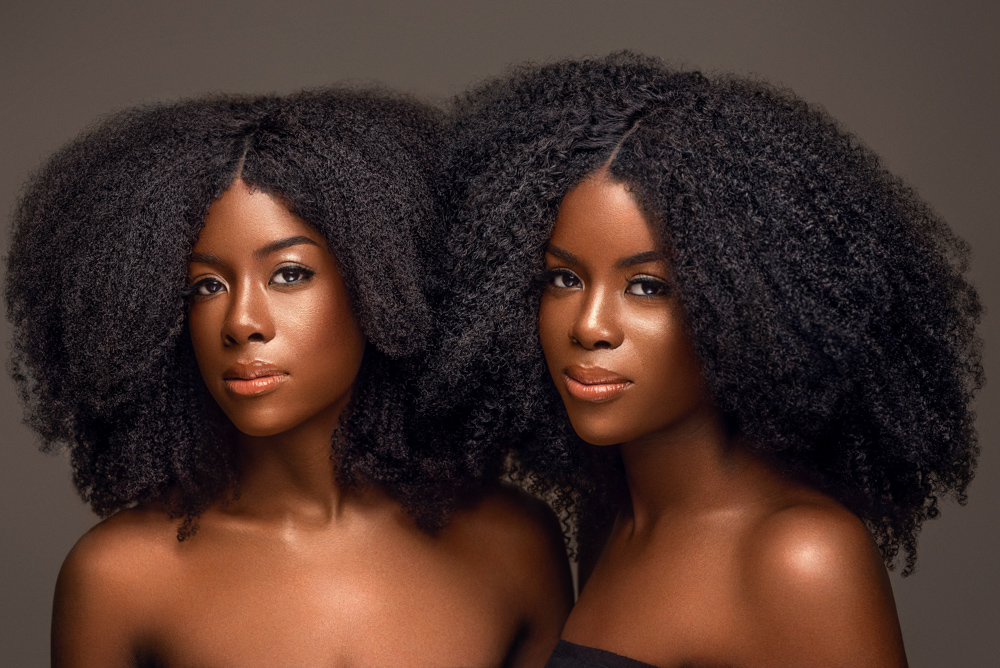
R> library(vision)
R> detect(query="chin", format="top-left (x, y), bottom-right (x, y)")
top-left (232, 422), bottom-right (285, 438)
top-left (566, 414), bottom-right (630, 447)
top-left (221, 407), bottom-right (298, 438)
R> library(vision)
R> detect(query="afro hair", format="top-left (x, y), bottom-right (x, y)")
top-left (6, 86), bottom-right (491, 533)
top-left (424, 51), bottom-right (983, 573)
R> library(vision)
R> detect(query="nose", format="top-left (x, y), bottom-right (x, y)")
top-left (222, 282), bottom-right (275, 346)
top-left (570, 286), bottom-right (624, 350)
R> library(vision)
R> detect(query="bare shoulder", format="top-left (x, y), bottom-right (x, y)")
top-left (451, 483), bottom-right (568, 563)
top-left (63, 505), bottom-right (178, 570)
top-left (56, 507), bottom-right (180, 619)
top-left (746, 497), bottom-right (884, 588)
top-left (447, 482), bottom-right (572, 608)
top-left (448, 484), bottom-right (573, 667)
top-left (52, 507), bottom-right (182, 667)
top-left (742, 497), bottom-right (907, 665)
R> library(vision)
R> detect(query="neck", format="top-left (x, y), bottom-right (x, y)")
top-left (230, 398), bottom-right (349, 525)
top-left (619, 404), bottom-right (761, 532)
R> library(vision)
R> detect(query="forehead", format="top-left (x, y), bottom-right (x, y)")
top-left (194, 181), bottom-right (327, 251)
top-left (550, 174), bottom-right (659, 256)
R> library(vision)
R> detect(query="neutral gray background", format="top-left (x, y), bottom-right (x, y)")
top-left (1, 1), bottom-right (996, 665)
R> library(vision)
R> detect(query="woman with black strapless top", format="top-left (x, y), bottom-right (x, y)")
top-left (429, 52), bottom-right (981, 667)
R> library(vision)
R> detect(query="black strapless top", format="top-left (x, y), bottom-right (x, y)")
top-left (546, 640), bottom-right (658, 668)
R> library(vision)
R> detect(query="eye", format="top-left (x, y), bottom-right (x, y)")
top-left (188, 277), bottom-right (226, 298)
top-left (547, 269), bottom-right (582, 290)
top-left (270, 265), bottom-right (315, 286)
top-left (626, 277), bottom-right (670, 297)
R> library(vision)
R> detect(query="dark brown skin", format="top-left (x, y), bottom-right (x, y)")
top-left (52, 180), bottom-right (573, 668)
top-left (539, 170), bottom-right (907, 668)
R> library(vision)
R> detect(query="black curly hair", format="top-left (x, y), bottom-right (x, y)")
top-left (5, 86), bottom-right (486, 533)
top-left (425, 51), bottom-right (983, 573)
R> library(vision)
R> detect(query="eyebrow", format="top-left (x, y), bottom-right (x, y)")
top-left (188, 236), bottom-right (321, 266)
top-left (188, 251), bottom-right (225, 266)
top-left (545, 245), bottom-right (667, 269)
top-left (616, 250), bottom-right (668, 269)
top-left (545, 245), bottom-right (580, 264)
top-left (254, 235), bottom-right (321, 260)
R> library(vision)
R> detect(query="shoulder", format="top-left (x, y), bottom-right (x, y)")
top-left (449, 484), bottom-right (568, 568)
top-left (63, 505), bottom-right (180, 566)
top-left (447, 483), bottom-right (573, 604)
top-left (450, 484), bottom-right (573, 665)
top-left (741, 499), bottom-right (907, 664)
top-left (52, 507), bottom-right (182, 667)
top-left (746, 498), bottom-right (882, 587)
top-left (56, 507), bottom-right (180, 615)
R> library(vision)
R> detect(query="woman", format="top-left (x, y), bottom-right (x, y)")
top-left (6, 88), bottom-right (571, 666)
top-left (430, 53), bottom-right (982, 666)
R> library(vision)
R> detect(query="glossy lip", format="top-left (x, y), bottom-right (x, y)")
top-left (563, 365), bottom-right (632, 404)
top-left (222, 361), bottom-right (289, 397)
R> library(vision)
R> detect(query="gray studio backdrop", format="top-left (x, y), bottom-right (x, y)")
top-left (2, 1), bottom-right (997, 665)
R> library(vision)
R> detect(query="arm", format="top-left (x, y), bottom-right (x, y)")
top-left (51, 523), bottom-right (150, 668)
top-left (494, 489), bottom-right (575, 668)
top-left (746, 505), bottom-right (907, 667)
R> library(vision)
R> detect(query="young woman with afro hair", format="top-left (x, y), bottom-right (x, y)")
top-left (427, 52), bottom-right (983, 666)
top-left (5, 88), bottom-right (572, 667)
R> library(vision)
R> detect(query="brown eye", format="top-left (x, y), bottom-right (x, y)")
top-left (191, 278), bottom-right (226, 297)
top-left (548, 269), bottom-right (582, 289)
top-left (626, 277), bottom-right (669, 297)
top-left (271, 266), bottom-right (315, 285)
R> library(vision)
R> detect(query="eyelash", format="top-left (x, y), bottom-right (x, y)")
top-left (543, 268), bottom-right (670, 298)
top-left (185, 265), bottom-right (316, 298)
top-left (544, 268), bottom-right (581, 290)
top-left (269, 265), bottom-right (316, 286)
top-left (626, 276), bottom-right (670, 297)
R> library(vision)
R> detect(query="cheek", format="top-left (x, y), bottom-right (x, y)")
top-left (187, 305), bottom-right (220, 371)
top-left (633, 313), bottom-right (706, 411)
top-left (289, 288), bottom-right (366, 385)
top-left (538, 294), bottom-right (568, 362)
top-left (314, 316), bottom-right (365, 380)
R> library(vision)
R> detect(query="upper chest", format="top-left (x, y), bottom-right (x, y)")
top-left (563, 523), bottom-right (756, 665)
top-left (127, 527), bottom-right (521, 667)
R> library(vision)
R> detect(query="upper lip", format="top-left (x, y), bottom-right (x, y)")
top-left (223, 361), bottom-right (287, 380)
top-left (564, 365), bottom-right (630, 385)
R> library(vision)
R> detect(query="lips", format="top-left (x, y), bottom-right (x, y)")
top-left (564, 365), bottom-right (632, 403)
top-left (222, 361), bottom-right (288, 397)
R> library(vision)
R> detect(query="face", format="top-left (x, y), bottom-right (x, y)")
top-left (539, 172), bottom-right (711, 446)
top-left (187, 179), bottom-right (366, 438)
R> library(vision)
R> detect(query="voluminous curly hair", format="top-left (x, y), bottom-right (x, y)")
top-left (6, 86), bottom-right (479, 532)
top-left (427, 51), bottom-right (983, 573)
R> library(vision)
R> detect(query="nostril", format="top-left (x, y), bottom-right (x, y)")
top-left (247, 332), bottom-right (265, 342)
